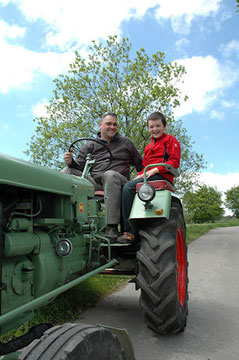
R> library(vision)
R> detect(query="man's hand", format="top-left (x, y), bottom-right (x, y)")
top-left (63, 148), bottom-right (73, 165)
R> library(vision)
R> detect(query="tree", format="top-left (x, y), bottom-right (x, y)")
top-left (26, 35), bottom-right (205, 192)
top-left (225, 186), bottom-right (239, 218)
top-left (183, 185), bottom-right (224, 223)
top-left (237, 0), bottom-right (239, 12)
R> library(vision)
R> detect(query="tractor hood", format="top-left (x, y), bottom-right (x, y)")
top-left (0, 153), bottom-right (93, 196)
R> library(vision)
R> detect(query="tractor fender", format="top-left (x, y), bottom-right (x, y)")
top-left (130, 189), bottom-right (181, 222)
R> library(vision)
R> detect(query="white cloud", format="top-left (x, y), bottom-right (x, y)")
top-left (221, 99), bottom-right (239, 111)
top-left (7, 0), bottom-right (160, 50)
top-left (0, 28), bottom-right (75, 93)
top-left (0, 0), bottom-right (11, 5)
top-left (155, 0), bottom-right (222, 33)
top-left (199, 172), bottom-right (239, 194)
top-left (175, 37), bottom-right (190, 51)
top-left (210, 109), bottom-right (225, 120)
top-left (220, 40), bottom-right (239, 58)
top-left (0, 0), bottom-right (231, 97)
top-left (156, 0), bottom-right (221, 18)
top-left (32, 98), bottom-right (49, 118)
top-left (174, 55), bottom-right (239, 117)
top-left (3, 0), bottom-right (223, 50)
top-left (0, 20), bottom-right (25, 40)
top-left (0, 1), bottom-right (161, 92)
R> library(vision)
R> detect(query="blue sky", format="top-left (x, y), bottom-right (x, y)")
top-left (0, 0), bottom-right (239, 201)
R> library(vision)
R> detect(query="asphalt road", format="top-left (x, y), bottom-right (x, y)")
top-left (79, 226), bottom-right (239, 360)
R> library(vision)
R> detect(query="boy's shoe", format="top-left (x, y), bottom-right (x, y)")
top-left (117, 232), bottom-right (135, 244)
top-left (105, 225), bottom-right (119, 243)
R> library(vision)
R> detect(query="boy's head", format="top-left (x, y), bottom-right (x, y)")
top-left (147, 112), bottom-right (166, 139)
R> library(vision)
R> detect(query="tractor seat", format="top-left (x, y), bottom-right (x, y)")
top-left (95, 190), bottom-right (105, 197)
top-left (95, 180), bottom-right (175, 197)
top-left (136, 180), bottom-right (175, 193)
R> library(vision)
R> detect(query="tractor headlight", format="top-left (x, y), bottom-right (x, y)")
top-left (138, 184), bottom-right (155, 202)
top-left (56, 239), bottom-right (72, 257)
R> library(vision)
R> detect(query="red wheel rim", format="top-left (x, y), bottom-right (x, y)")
top-left (176, 227), bottom-right (186, 306)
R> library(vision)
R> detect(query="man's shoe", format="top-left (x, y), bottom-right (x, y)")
top-left (117, 232), bottom-right (135, 244)
top-left (105, 225), bottom-right (120, 243)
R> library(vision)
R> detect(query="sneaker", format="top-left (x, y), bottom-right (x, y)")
top-left (104, 225), bottom-right (120, 243)
top-left (117, 232), bottom-right (135, 244)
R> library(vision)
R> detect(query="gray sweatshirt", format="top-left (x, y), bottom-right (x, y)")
top-left (70, 133), bottom-right (143, 183)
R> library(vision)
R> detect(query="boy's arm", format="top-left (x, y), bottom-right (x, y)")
top-left (157, 136), bottom-right (181, 174)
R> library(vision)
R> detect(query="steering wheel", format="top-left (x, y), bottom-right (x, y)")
top-left (69, 137), bottom-right (113, 172)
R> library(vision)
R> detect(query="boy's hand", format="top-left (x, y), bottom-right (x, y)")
top-left (133, 167), bottom-right (159, 180)
top-left (145, 168), bottom-right (159, 178)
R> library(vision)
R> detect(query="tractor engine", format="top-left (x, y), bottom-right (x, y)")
top-left (0, 154), bottom-right (101, 334)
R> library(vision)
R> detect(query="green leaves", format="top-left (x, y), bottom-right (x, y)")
top-left (183, 185), bottom-right (224, 223)
top-left (225, 186), bottom-right (239, 218)
top-left (26, 35), bottom-right (205, 193)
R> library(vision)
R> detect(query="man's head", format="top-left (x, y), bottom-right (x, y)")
top-left (147, 112), bottom-right (166, 139)
top-left (99, 112), bottom-right (118, 142)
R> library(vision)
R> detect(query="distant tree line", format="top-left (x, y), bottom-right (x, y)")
top-left (183, 184), bottom-right (239, 223)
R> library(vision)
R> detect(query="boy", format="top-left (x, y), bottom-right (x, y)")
top-left (117, 111), bottom-right (181, 244)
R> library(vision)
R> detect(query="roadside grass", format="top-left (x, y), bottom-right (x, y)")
top-left (186, 219), bottom-right (239, 244)
top-left (31, 274), bottom-right (129, 325)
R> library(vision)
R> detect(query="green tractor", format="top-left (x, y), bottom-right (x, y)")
top-left (0, 139), bottom-right (188, 359)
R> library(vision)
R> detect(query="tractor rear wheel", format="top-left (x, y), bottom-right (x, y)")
top-left (18, 323), bottom-right (125, 360)
top-left (136, 200), bottom-right (188, 335)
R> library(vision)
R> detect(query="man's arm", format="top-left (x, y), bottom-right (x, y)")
top-left (129, 141), bottom-right (143, 172)
top-left (63, 142), bottom-right (92, 171)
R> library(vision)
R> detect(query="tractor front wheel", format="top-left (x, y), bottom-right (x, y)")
top-left (18, 323), bottom-right (125, 360)
top-left (136, 200), bottom-right (188, 335)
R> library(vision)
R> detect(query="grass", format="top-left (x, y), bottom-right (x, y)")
top-left (186, 219), bottom-right (239, 244)
top-left (0, 275), bottom-right (129, 343)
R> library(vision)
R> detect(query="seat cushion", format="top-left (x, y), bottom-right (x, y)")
top-left (95, 190), bottom-right (105, 197)
top-left (136, 180), bottom-right (175, 193)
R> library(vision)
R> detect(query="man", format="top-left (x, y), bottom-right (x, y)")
top-left (62, 112), bottom-right (143, 242)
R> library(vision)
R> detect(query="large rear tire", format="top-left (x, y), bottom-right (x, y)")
top-left (18, 323), bottom-right (125, 360)
top-left (136, 200), bottom-right (188, 335)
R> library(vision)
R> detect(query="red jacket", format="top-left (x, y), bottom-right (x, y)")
top-left (137, 133), bottom-right (181, 184)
